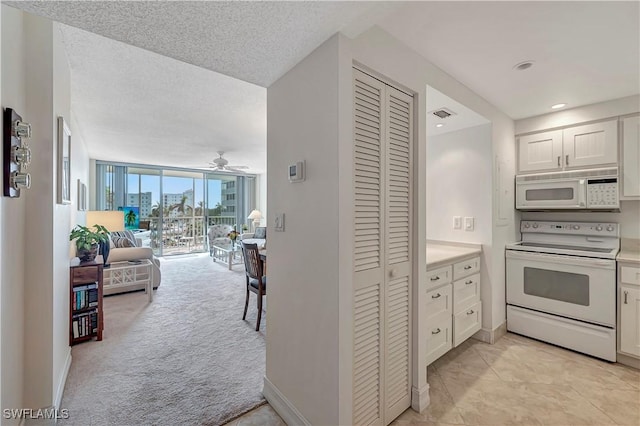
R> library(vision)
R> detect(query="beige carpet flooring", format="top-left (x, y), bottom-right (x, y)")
top-left (60, 253), bottom-right (266, 426)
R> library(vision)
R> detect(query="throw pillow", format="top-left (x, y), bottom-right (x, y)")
top-left (253, 227), bottom-right (266, 239)
top-left (112, 235), bottom-right (135, 248)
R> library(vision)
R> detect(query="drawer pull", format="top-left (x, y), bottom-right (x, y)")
top-left (624, 291), bottom-right (628, 304)
top-left (464, 265), bottom-right (472, 270)
top-left (466, 309), bottom-right (475, 315)
top-left (431, 328), bottom-right (441, 335)
top-left (430, 276), bottom-right (440, 281)
top-left (465, 280), bottom-right (473, 285)
top-left (431, 293), bottom-right (441, 299)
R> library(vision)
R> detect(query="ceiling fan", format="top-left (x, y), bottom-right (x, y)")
top-left (208, 151), bottom-right (249, 173)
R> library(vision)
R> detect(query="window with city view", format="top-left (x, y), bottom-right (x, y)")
top-left (95, 162), bottom-right (256, 256)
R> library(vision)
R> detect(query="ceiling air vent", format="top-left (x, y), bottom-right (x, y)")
top-left (430, 107), bottom-right (456, 119)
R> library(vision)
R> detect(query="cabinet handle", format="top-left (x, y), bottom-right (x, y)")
top-left (464, 265), bottom-right (472, 270)
top-left (557, 156), bottom-right (561, 167)
top-left (431, 328), bottom-right (441, 335)
top-left (430, 276), bottom-right (440, 281)
top-left (431, 293), bottom-right (441, 299)
top-left (467, 309), bottom-right (475, 315)
top-left (624, 291), bottom-right (628, 304)
top-left (566, 155), bottom-right (569, 166)
top-left (465, 280), bottom-right (473, 285)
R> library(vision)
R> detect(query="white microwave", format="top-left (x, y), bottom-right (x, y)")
top-left (515, 167), bottom-right (619, 210)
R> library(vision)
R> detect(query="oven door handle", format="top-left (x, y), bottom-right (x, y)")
top-left (506, 249), bottom-right (615, 268)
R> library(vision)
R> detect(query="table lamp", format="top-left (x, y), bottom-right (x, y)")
top-left (247, 209), bottom-right (262, 231)
top-left (85, 210), bottom-right (124, 266)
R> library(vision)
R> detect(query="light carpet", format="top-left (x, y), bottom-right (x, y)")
top-left (60, 253), bottom-right (266, 426)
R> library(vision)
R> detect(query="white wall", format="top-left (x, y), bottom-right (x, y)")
top-left (256, 172), bottom-right (267, 226)
top-left (426, 124), bottom-right (492, 244)
top-left (1, 7), bottom-right (81, 418)
top-left (265, 34), bottom-right (343, 426)
top-left (1, 6), bottom-right (26, 422)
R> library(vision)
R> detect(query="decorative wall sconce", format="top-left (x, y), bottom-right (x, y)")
top-left (3, 108), bottom-right (32, 197)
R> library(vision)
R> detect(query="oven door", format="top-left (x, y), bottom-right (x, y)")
top-left (516, 178), bottom-right (586, 210)
top-left (506, 250), bottom-right (615, 326)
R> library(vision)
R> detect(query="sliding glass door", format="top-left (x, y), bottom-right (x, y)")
top-left (95, 161), bottom-right (256, 256)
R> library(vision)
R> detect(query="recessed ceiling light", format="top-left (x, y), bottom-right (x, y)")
top-left (436, 123), bottom-right (444, 128)
top-left (551, 103), bottom-right (567, 109)
top-left (513, 60), bottom-right (534, 71)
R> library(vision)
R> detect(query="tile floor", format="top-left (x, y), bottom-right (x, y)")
top-left (227, 333), bottom-right (640, 425)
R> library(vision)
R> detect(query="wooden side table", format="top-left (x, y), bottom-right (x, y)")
top-left (70, 256), bottom-right (104, 345)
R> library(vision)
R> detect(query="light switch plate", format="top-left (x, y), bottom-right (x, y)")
top-left (453, 216), bottom-right (462, 229)
top-left (275, 213), bottom-right (285, 232)
top-left (464, 217), bottom-right (474, 231)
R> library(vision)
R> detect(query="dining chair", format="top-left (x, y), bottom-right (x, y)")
top-left (240, 242), bottom-right (266, 331)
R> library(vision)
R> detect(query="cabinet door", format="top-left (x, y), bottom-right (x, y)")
top-left (518, 130), bottom-right (563, 173)
top-left (563, 120), bottom-right (618, 169)
top-left (621, 115), bottom-right (640, 199)
top-left (620, 285), bottom-right (640, 357)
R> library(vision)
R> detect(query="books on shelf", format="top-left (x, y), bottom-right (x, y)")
top-left (72, 282), bottom-right (98, 310)
top-left (71, 311), bottom-right (98, 339)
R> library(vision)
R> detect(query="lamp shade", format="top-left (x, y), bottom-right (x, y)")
top-left (86, 210), bottom-right (125, 232)
top-left (247, 210), bottom-right (262, 220)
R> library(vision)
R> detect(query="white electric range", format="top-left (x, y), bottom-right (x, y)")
top-left (506, 220), bottom-right (620, 361)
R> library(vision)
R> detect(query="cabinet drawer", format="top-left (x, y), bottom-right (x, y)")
top-left (453, 257), bottom-right (480, 280)
top-left (425, 284), bottom-right (452, 326)
top-left (72, 266), bottom-right (99, 284)
top-left (425, 317), bottom-right (452, 366)
top-left (453, 273), bottom-right (481, 315)
top-left (621, 266), bottom-right (640, 286)
top-left (453, 301), bottom-right (482, 347)
top-left (425, 265), bottom-right (452, 290)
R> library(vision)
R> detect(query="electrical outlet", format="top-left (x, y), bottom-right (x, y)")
top-left (453, 216), bottom-right (462, 229)
top-left (464, 217), bottom-right (475, 231)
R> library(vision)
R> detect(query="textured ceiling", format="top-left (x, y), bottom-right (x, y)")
top-left (8, 1), bottom-right (395, 87)
top-left (380, 1), bottom-right (640, 120)
top-left (426, 86), bottom-right (489, 137)
top-left (4, 1), bottom-right (638, 172)
top-left (60, 25), bottom-right (267, 173)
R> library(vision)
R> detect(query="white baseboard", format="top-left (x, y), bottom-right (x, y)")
top-left (617, 352), bottom-right (640, 370)
top-left (472, 321), bottom-right (507, 344)
top-left (263, 376), bottom-right (310, 426)
top-left (54, 349), bottom-right (72, 410)
top-left (411, 383), bottom-right (430, 413)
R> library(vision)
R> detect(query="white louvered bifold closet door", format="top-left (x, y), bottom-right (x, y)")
top-left (352, 68), bottom-right (413, 426)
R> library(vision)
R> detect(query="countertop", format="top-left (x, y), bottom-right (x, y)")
top-left (617, 238), bottom-right (640, 264)
top-left (427, 240), bottom-right (482, 270)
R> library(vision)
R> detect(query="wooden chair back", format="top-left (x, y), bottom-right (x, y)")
top-left (241, 242), bottom-right (263, 279)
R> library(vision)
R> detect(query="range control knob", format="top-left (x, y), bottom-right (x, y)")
top-left (532, 223), bottom-right (539, 229)
top-left (523, 223), bottom-right (530, 229)
top-left (596, 225), bottom-right (603, 231)
top-left (572, 225), bottom-right (580, 230)
top-left (607, 225), bottom-right (615, 232)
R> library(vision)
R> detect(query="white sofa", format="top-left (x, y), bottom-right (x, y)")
top-left (106, 230), bottom-right (161, 295)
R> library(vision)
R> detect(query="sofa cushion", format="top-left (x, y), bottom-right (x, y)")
top-left (112, 235), bottom-right (135, 248)
top-left (242, 238), bottom-right (265, 249)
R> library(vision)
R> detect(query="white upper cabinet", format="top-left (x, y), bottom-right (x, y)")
top-left (563, 120), bottom-right (618, 169)
top-left (517, 119), bottom-right (618, 174)
top-left (518, 130), bottom-right (563, 173)
top-left (621, 115), bottom-right (640, 199)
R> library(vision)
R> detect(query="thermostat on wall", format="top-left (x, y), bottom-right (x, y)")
top-left (288, 160), bottom-right (305, 182)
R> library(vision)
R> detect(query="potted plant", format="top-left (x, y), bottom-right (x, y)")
top-left (69, 224), bottom-right (110, 262)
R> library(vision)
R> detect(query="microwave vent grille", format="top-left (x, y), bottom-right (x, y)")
top-left (516, 167), bottom-right (618, 182)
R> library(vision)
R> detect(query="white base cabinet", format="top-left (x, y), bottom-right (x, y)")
top-left (424, 256), bottom-right (481, 366)
top-left (619, 264), bottom-right (640, 358)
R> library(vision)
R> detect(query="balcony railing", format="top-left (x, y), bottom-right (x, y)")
top-left (144, 215), bottom-right (237, 256)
